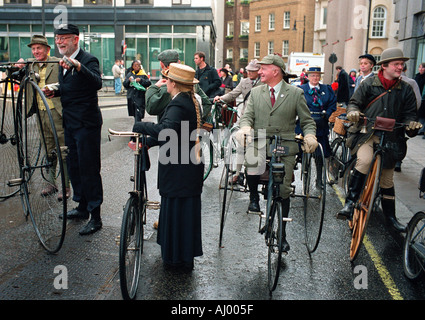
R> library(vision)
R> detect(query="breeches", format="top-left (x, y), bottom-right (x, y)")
top-left (355, 135), bottom-right (394, 189)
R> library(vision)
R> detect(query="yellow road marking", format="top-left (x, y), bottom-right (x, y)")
top-left (332, 184), bottom-right (404, 300)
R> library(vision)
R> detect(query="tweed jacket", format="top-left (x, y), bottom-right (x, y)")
top-left (239, 80), bottom-right (316, 156)
top-left (220, 77), bottom-right (262, 115)
top-left (347, 74), bottom-right (418, 155)
top-left (27, 56), bottom-right (62, 115)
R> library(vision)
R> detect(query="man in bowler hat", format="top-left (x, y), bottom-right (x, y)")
top-left (44, 24), bottom-right (103, 235)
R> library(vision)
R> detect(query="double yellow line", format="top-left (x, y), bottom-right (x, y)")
top-left (333, 185), bottom-right (404, 300)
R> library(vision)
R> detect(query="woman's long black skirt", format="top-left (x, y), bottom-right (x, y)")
top-left (157, 195), bottom-right (203, 266)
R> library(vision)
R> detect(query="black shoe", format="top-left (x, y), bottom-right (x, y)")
top-left (336, 200), bottom-right (355, 221)
top-left (79, 219), bottom-right (102, 235)
top-left (282, 238), bottom-right (290, 253)
top-left (394, 161), bottom-right (401, 172)
top-left (65, 207), bottom-right (89, 220)
top-left (247, 198), bottom-right (261, 213)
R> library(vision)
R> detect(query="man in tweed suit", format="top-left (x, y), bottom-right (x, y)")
top-left (238, 54), bottom-right (317, 252)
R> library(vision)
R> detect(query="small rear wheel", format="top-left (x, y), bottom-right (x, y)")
top-left (403, 211), bottom-right (425, 281)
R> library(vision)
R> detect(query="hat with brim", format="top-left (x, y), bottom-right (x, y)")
top-left (245, 59), bottom-right (260, 71)
top-left (162, 63), bottom-right (199, 85)
top-left (54, 24), bottom-right (80, 36)
top-left (306, 66), bottom-right (324, 74)
top-left (158, 49), bottom-right (179, 64)
top-left (27, 35), bottom-right (50, 48)
top-left (377, 47), bottom-right (409, 65)
top-left (258, 54), bottom-right (286, 74)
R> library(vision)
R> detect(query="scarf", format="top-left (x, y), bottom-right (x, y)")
top-left (308, 87), bottom-right (323, 109)
top-left (132, 69), bottom-right (147, 76)
top-left (378, 69), bottom-right (398, 90)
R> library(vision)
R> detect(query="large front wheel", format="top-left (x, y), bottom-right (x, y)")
top-left (350, 155), bottom-right (381, 262)
top-left (301, 145), bottom-right (326, 254)
top-left (119, 196), bottom-right (143, 300)
top-left (403, 211), bottom-right (425, 281)
top-left (16, 80), bottom-right (67, 253)
top-left (267, 198), bottom-right (284, 293)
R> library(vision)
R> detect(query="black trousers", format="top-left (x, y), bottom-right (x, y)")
top-left (65, 124), bottom-right (103, 215)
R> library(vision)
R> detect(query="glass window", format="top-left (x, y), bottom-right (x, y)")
top-left (0, 37), bottom-right (9, 63)
top-left (269, 13), bottom-right (275, 30)
top-left (255, 16), bottom-right (261, 32)
top-left (84, 0), bottom-right (112, 4)
top-left (283, 12), bottom-right (290, 29)
top-left (240, 21), bottom-right (249, 35)
top-left (174, 26), bottom-right (196, 33)
top-left (227, 22), bottom-right (234, 37)
top-left (172, 0), bottom-right (191, 4)
top-left (254, 42), bottom-right (260, 58)
top-left (126, 25), bottom-right (148, 33)
top-left (240, 48), bottom-right (248, 60)
top-left (268, 41), bottom-right (274, 55)
top-left (227, 48), bottom-right (233, 60)
top-left (10, 24), bottom-right (30, 32)
top-left (125, 0), bottom-right (153, 4)
top-left (137, 38), bottom-right (148, 72)
top-left (149, 38), bottom-right (161, 78)
top-left (282, 40), bottom-right (289, 56)
top-left (184, 38), bottom-right (196, 69)
top-left (371, 6), bottom-right (386, 38)
top-left (4, 0), bottom-right (30, 3)
top-left (91, 25), bottom-right (114, 33)
top-left (150, 26), bottom-right (172, 33)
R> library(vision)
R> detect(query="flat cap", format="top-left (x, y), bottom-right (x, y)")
top-left (54, 24), bottom-right (80, 36)
top-left (258, 54), bottom-right (286, 74)
top-left (358, 53), bottom-right (377, 66)
top-left (245, 59), bottom-right (260, 71)
top-left (27, 35), bottom-right (50, 48)
top-left (158, 49), bottom-right (179, 64)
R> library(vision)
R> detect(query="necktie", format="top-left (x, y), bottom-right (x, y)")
top-left (270, 87), bottom-right (275, 107)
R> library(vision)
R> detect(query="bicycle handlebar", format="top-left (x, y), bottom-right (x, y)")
top-left (337, 115), bottom-right (406, 129)
top-left (108, 128), bottom-right (142, 138)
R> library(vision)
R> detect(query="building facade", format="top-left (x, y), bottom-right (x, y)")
top-left (394, 0), bottom-right (425, 77)
top-left (322, 0), bottom-right (399, 84)
top-left (0, 0), bottom-right (217, 78)
top-left (248, 0), bottom-right (315, 65)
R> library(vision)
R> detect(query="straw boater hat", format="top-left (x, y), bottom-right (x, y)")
top-left (377, 47), bottom-right (409, 65)
top-left (306, 66), bottom-right (324, 74)
top-left (162, 63), bottom-right (199, 85)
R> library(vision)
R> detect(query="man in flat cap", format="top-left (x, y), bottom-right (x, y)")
top-left (44, 24), bottom-right (103, 235)
top-left (16, 35), bottom-right (71, 200)
top-left (237, 53), bottom-right (317, 252)
top-left (337, 47), bottom-right (422, 232)
top-left (145, 49), bottom-right (211, 122)
top-left (213, 59), bottom-right (263, 184)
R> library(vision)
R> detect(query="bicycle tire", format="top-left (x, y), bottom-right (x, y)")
top-left (0, 78), bottom-right (20, 199)
top-left (218, 135), bottom-right (237, 247)
top-left (350, 154), bottom-right (381, 262)
top-left (16, 80), bottom-right (67, 253)
top-left (302, 144), bottom-right (326, 254)
top-left (200, 135), bottom-right (213, 181)
top-left (119, 195), bottom-right (143, 300)
top-left (326, 137), bottom-right (345, 186)
top-left (267, 198), bottom-right (283, 293)
top-left (403, 211), bottom-right (425, 281)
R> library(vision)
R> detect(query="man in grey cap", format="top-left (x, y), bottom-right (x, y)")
top-left (337, 47), bottom-right (422, 232)
top-left (237, 53), bottom-right (317, 252)
top-left (145, 49), bottom-right (211, 122)
top-left (213, 59), bottom-right (263, 184)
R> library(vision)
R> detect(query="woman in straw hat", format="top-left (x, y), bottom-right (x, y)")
top-left (132, 63), bottom-right (204, 272)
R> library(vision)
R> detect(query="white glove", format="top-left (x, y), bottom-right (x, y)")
top-left (302, 134), bottom-right (318, 154)
top-left (235, 126), bottom-right (252, 146)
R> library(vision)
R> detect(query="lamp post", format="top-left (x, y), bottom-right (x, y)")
top-left (293, 15), bottom-right (306, 52)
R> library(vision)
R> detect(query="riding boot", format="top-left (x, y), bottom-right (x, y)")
top-left (336, 169), bottom-right (366, 221)
top-left (281, 197), bottom-right (290, 252)
top-left (380, 187), bottom-right (407, 233)
top-left (246, 174), bottom-right (260, 213)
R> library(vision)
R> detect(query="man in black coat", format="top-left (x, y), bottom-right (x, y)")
top-left (45, 24), bottom-right (103, 235)
top-left (335, 66), bottom-right (350, 106)
top-left (194, 51), bottom-right (221, 98)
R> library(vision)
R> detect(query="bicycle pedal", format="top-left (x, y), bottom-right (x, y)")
top-left (147, 201), bottom-right (160, 210)
top-left (130, 176), bottom-right (134, 182)
top-left (7, 178), bottom-right (23, 187)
